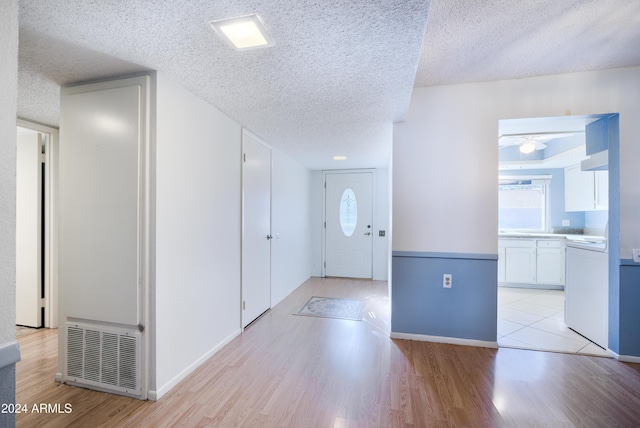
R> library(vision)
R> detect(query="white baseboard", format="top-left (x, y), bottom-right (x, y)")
top-left (150, 328), bottom-right (241, 401)
top-left (620, 355), bottom-right (640, 363)
top-left (391, 332), bottom-right (498, 349)
top-left (609, 350), bottom-right (640, 363)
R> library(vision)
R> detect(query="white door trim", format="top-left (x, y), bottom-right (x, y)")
top-left (322, 169), bottom-right (376, 278)
top-left (17, 118), bottom-right (59, 329)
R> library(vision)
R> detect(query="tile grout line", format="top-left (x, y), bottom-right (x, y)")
top-left (498, 288), bottom-right (607, 356)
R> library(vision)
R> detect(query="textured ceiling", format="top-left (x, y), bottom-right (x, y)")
top-left (17, 0), bottom-right (430, 170)
top-left (415, 0), bottom-right (640, 87)
top-left (17, 0), bottom-right (640, 170)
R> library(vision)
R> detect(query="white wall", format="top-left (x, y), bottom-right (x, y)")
top-left (154, 73), bottom-right (242, 398)
top-left (394, 66), bottom-right (640, 258)
top-left (311, 169), bottom-right (390, 280)
top-left (310, 171), bottom-right (324, 276)
top-left (373, 168), bottom-right (390, 280)
top-left (271, 149), bottom-right (313, 306)
top-left (0, 0), bottom-right (18, 425)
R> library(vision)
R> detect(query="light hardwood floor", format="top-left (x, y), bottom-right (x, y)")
top-left (16, 277), bottom-right (640, 427)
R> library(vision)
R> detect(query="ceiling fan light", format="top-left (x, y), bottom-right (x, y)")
top-left (519, 141), bottom-right (536, 154)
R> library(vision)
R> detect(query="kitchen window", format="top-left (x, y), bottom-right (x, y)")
top-left (499, 176), bottom-right (550, 232)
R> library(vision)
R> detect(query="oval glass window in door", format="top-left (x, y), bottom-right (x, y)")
top-left (339, 188), bottom-right (357, 237)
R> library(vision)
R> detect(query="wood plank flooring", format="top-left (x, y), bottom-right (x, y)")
top-left (16, 277), bottom-right (640, 427)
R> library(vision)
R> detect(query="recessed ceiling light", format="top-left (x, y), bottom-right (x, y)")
top-left (209, 14), bottom-right (274, 51)
top-left (333, 155), bottom-right (347, 161)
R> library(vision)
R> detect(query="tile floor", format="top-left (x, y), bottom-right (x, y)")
top-left (498, 286), bottom-right (608, 356)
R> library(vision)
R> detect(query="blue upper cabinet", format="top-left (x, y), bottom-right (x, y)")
top-left (586, 117), bottom-right (609, 155)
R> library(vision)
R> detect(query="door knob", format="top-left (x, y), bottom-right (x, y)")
top-left (267, 234), bottom-right (273, 240)
top-left (364, 232), bottom-right (372, 236)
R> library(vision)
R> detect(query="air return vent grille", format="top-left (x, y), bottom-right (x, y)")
top-left (65, 323), bottom-right (141, 396)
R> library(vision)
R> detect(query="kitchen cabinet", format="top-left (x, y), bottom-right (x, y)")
top-left (564, 164), bottom-right (608, 211)
top-left (505, 246), bottom-right (537, 284)
top-left (564, 164), bottom-right (594, 211)
top-left (536, 240), bottom-right (565, 285)
top-left (499, 238), bottom-right (565, 287)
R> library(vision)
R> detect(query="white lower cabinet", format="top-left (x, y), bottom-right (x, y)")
top-left (505, 246), bottom-right (537, 284)
top-left (499, 238), bottom-right (565, 286)
top-left (536, 240), bottom-right (566, 285)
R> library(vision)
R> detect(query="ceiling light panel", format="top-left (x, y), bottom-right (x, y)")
top-left (209, 14), bottom-right (274, 51)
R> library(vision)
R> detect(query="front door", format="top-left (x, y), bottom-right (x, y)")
top-left (325, 172), bottom-right (373, 279)
top-left (241, 131), bottom-right (272, 328)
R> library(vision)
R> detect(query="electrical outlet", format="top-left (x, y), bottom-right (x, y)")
top-left (443, 274), bottom-right (452, 288)
top-left (633, 249), bottom-right (640, 263)
top-left (562, 220), bottom-right (570, 226)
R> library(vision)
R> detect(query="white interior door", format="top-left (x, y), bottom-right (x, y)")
top-left (16, 130), bottom-right (43, 327)
top-left (242, 132), bottom-right (271, 328)
top-left (325, 172), bottom-right (373, 278)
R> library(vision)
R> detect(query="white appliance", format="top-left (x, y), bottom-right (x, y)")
top-left (565, 235), bottom-right (608, 349)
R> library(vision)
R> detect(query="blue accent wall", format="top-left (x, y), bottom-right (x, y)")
top-left (585, 210), bottom-right (608, 230)
top-left (619, 261), bottom-right (640, 356)
top-left (586, 118), bottom-right (609, 155)
top-left (392, 252), bottom-right (497, 342)
top-left (607, 114), bottom-right (621, 354)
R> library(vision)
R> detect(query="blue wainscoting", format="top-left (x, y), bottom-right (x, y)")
top-left (391, 251), bottom-right (498, 344)
top-left (619, 260), bottom-right (640, 357)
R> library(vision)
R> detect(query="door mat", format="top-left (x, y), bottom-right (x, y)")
top-left (295, 296), bottom-right (363, 321)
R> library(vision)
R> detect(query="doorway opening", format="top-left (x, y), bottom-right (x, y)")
top-left (16, 119), bottom-right (58, 334)
top-left (497, 114), bottom-right (618, 356)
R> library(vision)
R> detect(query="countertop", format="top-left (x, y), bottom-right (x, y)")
top-left (499, 232), bottom-right (606, 243)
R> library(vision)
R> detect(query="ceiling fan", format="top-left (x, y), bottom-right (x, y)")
top-left (498, 132), bottom-right (579, 154)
